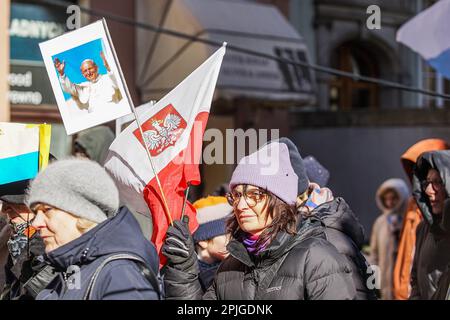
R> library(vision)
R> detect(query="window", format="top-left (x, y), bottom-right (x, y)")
top-left (329, 42), bottom-right (380, 110)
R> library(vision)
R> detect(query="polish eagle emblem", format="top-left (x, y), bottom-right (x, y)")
top-left (142, 113), bottom-right (185, 154)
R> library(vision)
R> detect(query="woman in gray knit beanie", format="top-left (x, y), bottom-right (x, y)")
top-left (26, 158), bottom-right (162, 300)
top-left (162, 142), bottom-right (357, 300)
top-left (27, 158), bottom-right (119, 252)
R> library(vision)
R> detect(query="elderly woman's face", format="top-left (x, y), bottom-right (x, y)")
top-left (31, 204), bottom-right (82, 252)
top-left (423, 168), bottom-right (447, 215)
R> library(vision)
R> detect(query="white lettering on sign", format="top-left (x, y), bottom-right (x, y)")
top-left (9, 18), bottom-right (65, 39)
top-left (8, 71), bottom-right (32, 87)
top-left (9, 91), bottom-right (43, 105)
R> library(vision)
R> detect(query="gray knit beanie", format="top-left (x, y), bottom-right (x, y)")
top-left (303, 155), bottom-right (330, 187)
top-left (26, 158), bottom-right (119, 223)
top-left (229, 142), bottom-right (298, 205)
top-left (278, 138), bottom-right (310, 195)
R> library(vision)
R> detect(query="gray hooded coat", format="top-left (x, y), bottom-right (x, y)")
top-left (370, 178), bottom-right (409, 299)
top-left (74, 126), bottom-right (114, 165)
top-left (410, 150), bottom-right (450, 300)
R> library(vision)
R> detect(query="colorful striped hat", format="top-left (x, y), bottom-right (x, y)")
top-left (193, 196), bottom-right (233, 243)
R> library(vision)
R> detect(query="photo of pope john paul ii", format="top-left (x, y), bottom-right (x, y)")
top-left (52, 38), bottom-right (123, 114)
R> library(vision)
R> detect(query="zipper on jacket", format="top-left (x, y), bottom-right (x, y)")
top-left (81, 247), bottom-right (90, 263)
top-left (252, 268), bottom-right (260, 287)
top-left (61, 272), bottom-right (69, 295)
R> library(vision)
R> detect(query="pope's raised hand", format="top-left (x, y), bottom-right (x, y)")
top-left (54, 58), bottom-right (65, 76)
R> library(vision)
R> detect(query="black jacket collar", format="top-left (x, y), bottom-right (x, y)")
top-left (227, 216), bottom-right (325, 268)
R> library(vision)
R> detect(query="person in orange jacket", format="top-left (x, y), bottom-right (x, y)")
top-left (393, 138), bottom-right (449, 300)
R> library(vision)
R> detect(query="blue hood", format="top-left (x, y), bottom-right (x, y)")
top-left (45, 207), bottom-right (158, 274)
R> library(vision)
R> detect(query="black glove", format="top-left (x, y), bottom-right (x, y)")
top-left (162, 216), bottom-right (198, 274)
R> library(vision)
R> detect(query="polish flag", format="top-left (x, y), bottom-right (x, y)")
top-left (104, 45), bottom-right (226, 264)
top-left (397, 0), bottom-right (450, 79)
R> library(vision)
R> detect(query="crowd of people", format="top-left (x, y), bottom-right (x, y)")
top-left (1, 128), bottom-right (450, 300)
top-left (369, 139), bottom-right (450, 300)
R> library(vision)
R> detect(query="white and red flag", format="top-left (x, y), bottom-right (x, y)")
top-left (104, 45), bottom-right (226, 264)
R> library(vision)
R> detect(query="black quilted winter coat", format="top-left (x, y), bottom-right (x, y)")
top-left (164, 217), bottom-right (356, 300)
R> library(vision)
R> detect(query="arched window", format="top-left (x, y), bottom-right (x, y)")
top-left (329, 41), bottom-right (380, 110)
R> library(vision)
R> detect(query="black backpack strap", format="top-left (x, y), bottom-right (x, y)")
top-left (135, 260), bottom-right (164, 300)
top-left (83, 253), bottom-right (162, 300)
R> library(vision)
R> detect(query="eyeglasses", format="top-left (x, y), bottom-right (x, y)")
top-left (226, 189), bottom-right (267, 208)
top-left (421, 179), bottom-right (444, 191)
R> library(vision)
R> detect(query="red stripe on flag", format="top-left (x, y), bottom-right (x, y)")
top-left (143, 111), bottom-right (209, 268)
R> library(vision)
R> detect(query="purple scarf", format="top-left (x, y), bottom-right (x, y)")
top-left (243, 234), bottom-right (269, 255)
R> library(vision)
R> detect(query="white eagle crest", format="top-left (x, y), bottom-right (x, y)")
top-left (143, 113), bottom-right (184, 153)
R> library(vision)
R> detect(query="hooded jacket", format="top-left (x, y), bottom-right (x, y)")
top-left (433, 198), bottom-right (450, 299)
top-left (268, 138), bottom-right (373, 299)
top-left (409, 150), bottom-right (450, 300)
top-left (74, 126), bottom-right (115, 165)
top-left (432, 257), bottom-right (450, 299)
top-left (37, 207), bottom-right (161, 300)
top-left (312, 197), bottom-right (376, 300)
top-left (370, 178), bottom-right (409, 300)
top-left (393, 138), bottom-right (449, 300)
top-left (164, 217), bottom-right (356, 300)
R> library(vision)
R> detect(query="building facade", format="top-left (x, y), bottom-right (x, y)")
top-left (280, 0), bottom-right (450, 238)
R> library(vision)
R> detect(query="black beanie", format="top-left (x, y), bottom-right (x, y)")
top-left (278, 137), bottom-right (310, 195)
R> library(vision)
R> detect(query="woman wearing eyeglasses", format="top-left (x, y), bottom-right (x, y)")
top-left (163, 142), bottom-right (356, 300)
top-left (409, 150), bottom-right (450, 299)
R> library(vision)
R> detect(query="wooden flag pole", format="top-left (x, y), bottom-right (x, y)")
top-left (102, 19), bottom-right (173, 225)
